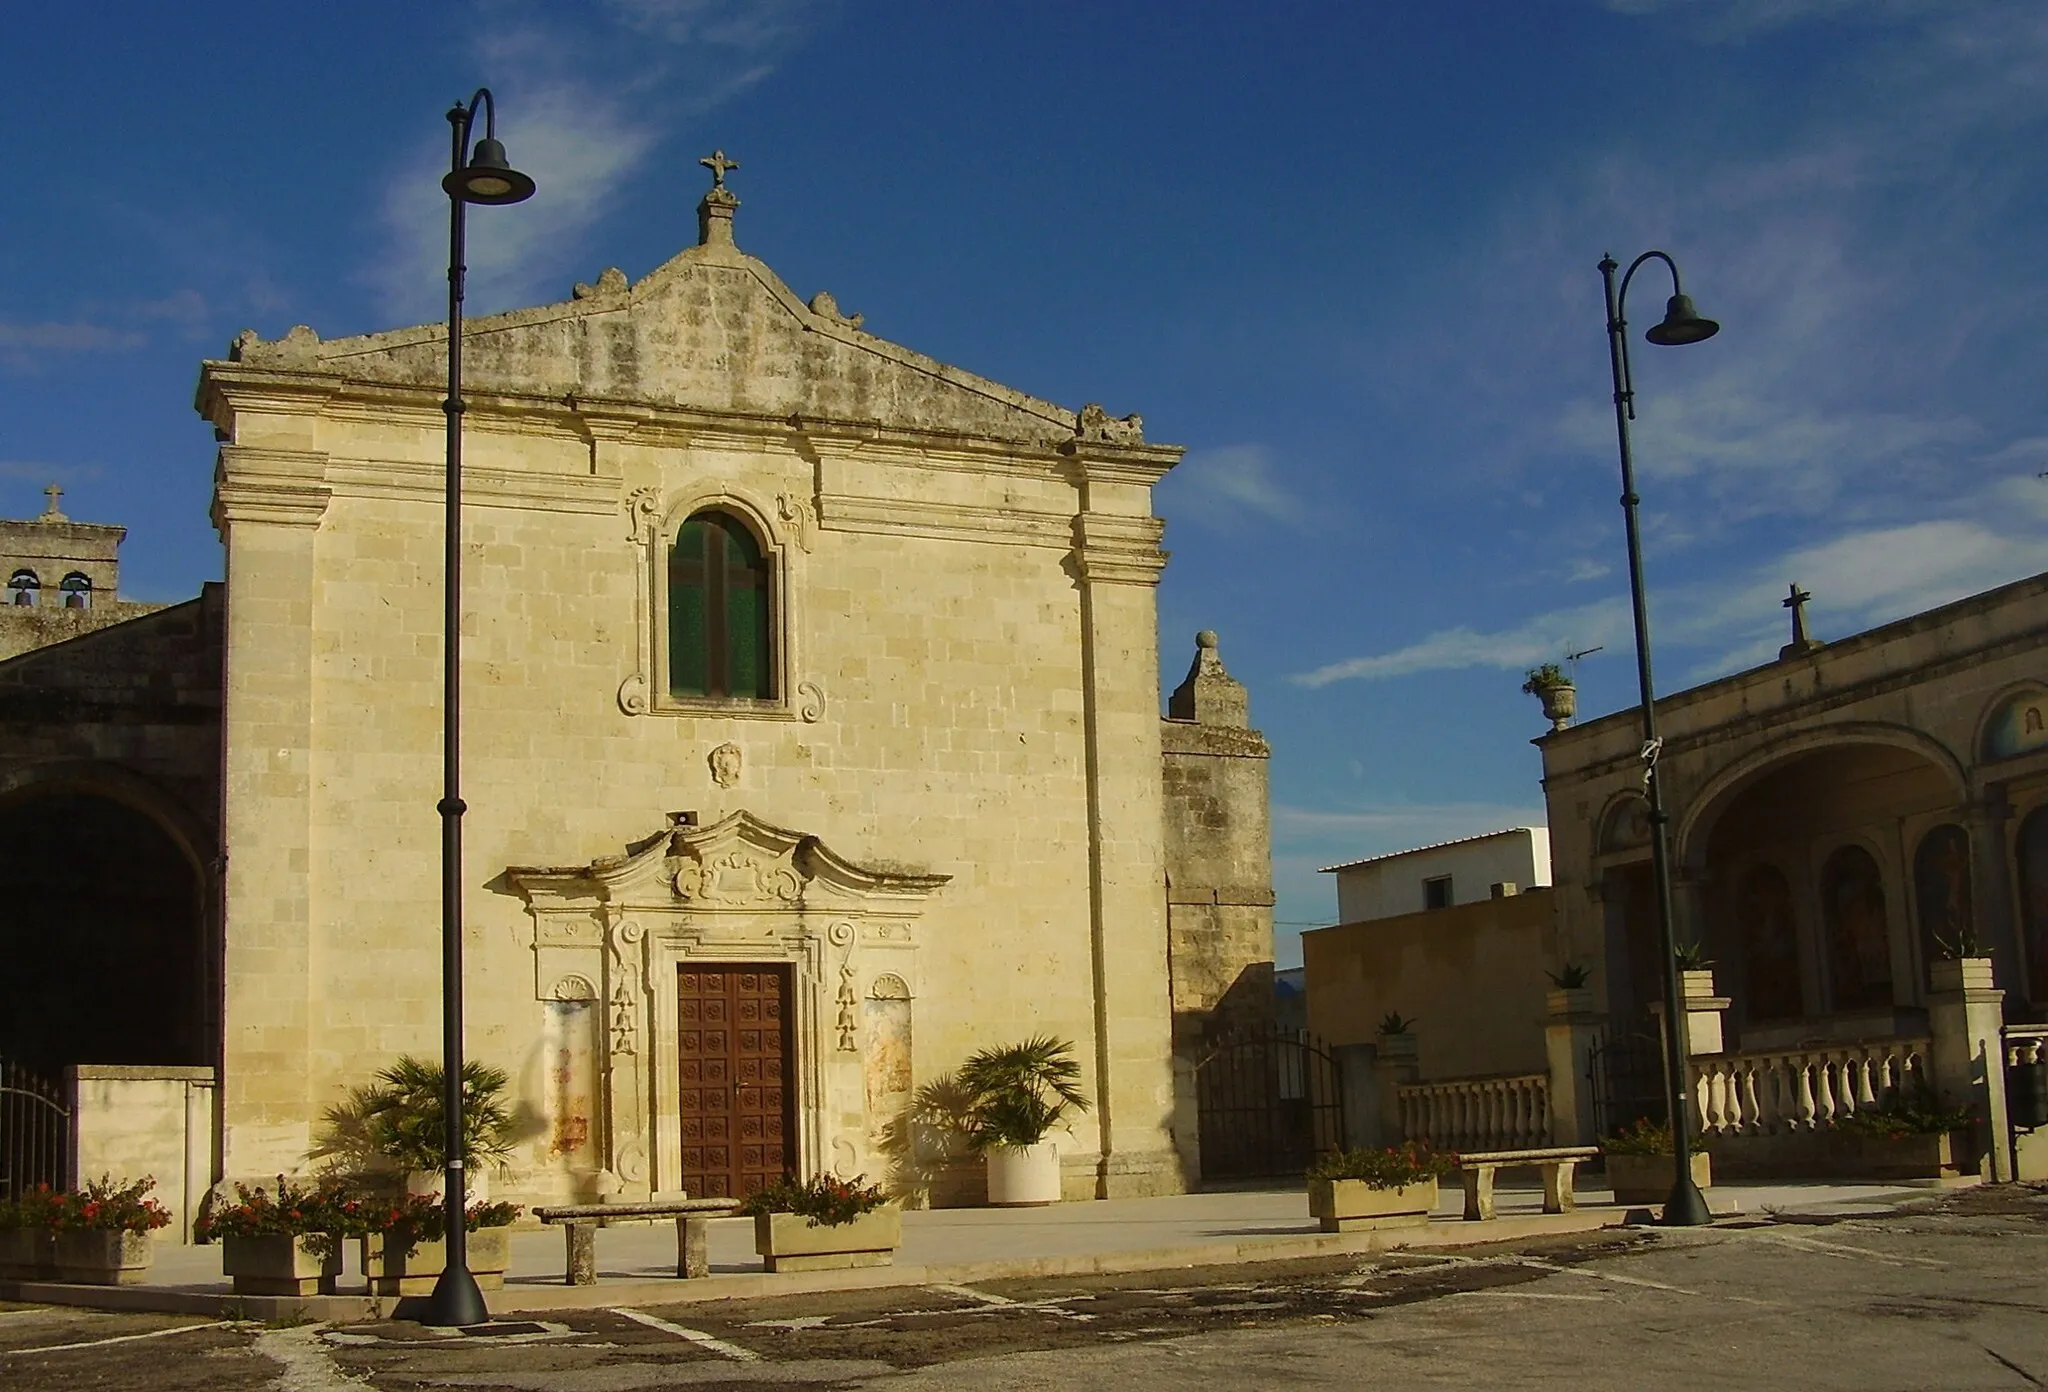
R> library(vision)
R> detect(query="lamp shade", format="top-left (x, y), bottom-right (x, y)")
top-left (1644, 293), bottom-right (1719, 346)
top-left (443, 137), bottom-right (536, 206)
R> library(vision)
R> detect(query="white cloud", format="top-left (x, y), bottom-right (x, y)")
top-left (1159, 443), bottom-right (1316, 531)
top-left (366, 0), bottom-right (816, 325)
top-left (1292, 597), bottom-right (1630, 687)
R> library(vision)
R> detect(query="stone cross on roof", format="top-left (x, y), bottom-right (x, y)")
top-left (1780, 582), bottom-right (1823, 659)
top-left (38, 483), bottom-right (65, 522)
top-left (699, 149), bottom-right (739, 190)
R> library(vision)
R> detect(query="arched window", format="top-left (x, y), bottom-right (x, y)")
top-left (1822, 844), bottom-right (1893, 1011)
top-left (1913, 825), bottom-right (1973, 987)
top-left (1737, 863), bottom-right (1803, 1021)
top-left (59, 573), bottom-right (90, 610)
top-left (2016, 807), bottom-right (2048, 1005)
top-left (668, 510), bottom-right (774, 700)
top-left (7, 570), bottom-right (38, 607)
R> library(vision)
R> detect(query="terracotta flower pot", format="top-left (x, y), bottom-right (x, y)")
top-left (222, 1233), bottom-right (340, 1297)
top-left (1307, 1178), bottom-right (1438, 1233)
top-left (51, 1230), bottom-right (155, 1286)
top-left (753, 1207), bottom-right (901, 1273)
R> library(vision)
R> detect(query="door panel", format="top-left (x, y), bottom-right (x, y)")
top-left (678, 964), bottom-right (794, 1198)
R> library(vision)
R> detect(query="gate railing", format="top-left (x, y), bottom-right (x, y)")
top-left (1397, 1073), bottom-right (1549, 1152)
top-left (1, 1056), bottom-right (71, 1201)
top-left (1194, 1027), bottom-right (1345, 1180)
top-left (1688, 1037), bottom-right (1930, 1137)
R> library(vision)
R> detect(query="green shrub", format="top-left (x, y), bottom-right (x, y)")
top-left (1833, 1095), bottom-right (1973, 1139)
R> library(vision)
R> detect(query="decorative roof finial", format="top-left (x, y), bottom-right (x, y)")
top-left (696, 148), bottom-right (741, 248)
top-left (699, 149), bottom-right (740, 190)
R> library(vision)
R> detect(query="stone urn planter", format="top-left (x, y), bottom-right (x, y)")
top-left (754, 1206), bottom-right (902, 1273)
top-left (361, 1226), bottom-right (512, 1297)
top-left (1538, 683), bottom-right (1576, 730)
top-left (0, 1228), bottom-right (53, 1281)
top-left (51, 1230), bottom-right (155, 1286)
top-left (1308, 1178), bottom-right (1438, 1233)
top-left (985, 1143), bottom-right (1062, 1207)
top-left (222, 1233), bottom-right (340, 1297)
top-left (1604, 1151), bottom-right (1711, 1206)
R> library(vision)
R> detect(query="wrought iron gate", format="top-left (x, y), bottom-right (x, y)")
top-left (0, 1056), bottom-right (70, 1201)
top-left (1195, 1028), bottom-right (1344, 1181)
top-left (1586, 1027), bottom-right (1666, 1140)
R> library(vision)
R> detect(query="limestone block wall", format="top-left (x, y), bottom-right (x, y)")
top-left (1159, 633), bottom-right (1275, 1059)
top-left (200, 393), bottom-right (1186, 1203)
top-left (68, 1066), bottom-right (217, 1244)
top-left (0, 587), bottom-right (222, 867)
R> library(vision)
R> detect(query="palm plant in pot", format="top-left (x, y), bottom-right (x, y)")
top-left (958, 1036), bottom-right (1089, 1206)
top-left (345, 1055), bottom-right (517, 1200)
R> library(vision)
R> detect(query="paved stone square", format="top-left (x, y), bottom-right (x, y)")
top-left (5, 1183), bottom-right (2045, 1390)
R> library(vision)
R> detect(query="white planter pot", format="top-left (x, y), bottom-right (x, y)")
top-left (985, 1142), bottom-right (1062, 1206)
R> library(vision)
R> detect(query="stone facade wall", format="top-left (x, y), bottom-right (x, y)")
top-left (1302, 888), bottom-right (1555, 1081)
top-left (194, 197), bottom-right (1196, 1205)
top-left (1159, 632), bottom-right (1274, 1054)
top-left (0, 586), bottom-right (224, 855)
top-left (1540, 570), bottom-right (2048, 1034)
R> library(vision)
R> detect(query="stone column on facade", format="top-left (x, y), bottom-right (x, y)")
top-left (1927, 956), bottom-right (2014, 1182)
top-left (209, 436), bottom-right (332, 1181)
top-left (1068, 441), bottom-right (1183, 1197)
top-left (1544, 988), bottom-right (1605, 1146)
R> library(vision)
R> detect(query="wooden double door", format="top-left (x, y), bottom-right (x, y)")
top-left (676, 964), bottom-right (796, 1199)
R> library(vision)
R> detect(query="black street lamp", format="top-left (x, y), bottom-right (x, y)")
top-left (1597, 250), bottom-right (1718, 1229)
top-left (422, 88), bottom-right (535, 1329)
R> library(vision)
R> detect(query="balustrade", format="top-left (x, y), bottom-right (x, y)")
top-left (1688, 1038), bottom-right (1930, 1137)
top-left (1396, 1073), bottom-right (1550, 1152)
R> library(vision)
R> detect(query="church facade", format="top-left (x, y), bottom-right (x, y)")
top-left (162, 168), bottom-right (1271, 1205)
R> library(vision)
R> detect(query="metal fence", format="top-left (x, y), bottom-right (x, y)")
top-left (0, 1056), bottom-right (70, 1200)
top-left (1195, 1027), bottom-right (1345, 1181)
top-left (1587, 1028), bottom-right (1667, 1140)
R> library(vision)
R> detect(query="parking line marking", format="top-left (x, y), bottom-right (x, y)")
top-left (3, 1320), bottom-right (231, 1357)
top-left (926, 1283), bottom-right (1015, 1306)
top-left (611, 1307), bottom-right (760, 1362)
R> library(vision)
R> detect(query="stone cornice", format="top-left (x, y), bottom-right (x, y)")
top-left (210, 446), bottom-right (332, 534)
top-left (1072, 512), bottom-right (1168, 586)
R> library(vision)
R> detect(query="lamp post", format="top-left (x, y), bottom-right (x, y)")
top-left (424, 88), bottom-right (535, 1329)
top-left (1597, 250), bottom-right (1718, 1229)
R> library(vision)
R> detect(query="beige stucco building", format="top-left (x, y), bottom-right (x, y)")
top-left (137, 169), bottom-right (1275, 1207)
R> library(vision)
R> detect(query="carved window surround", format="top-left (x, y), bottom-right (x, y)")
top-left (508, 810), bottom-right (947, 1196)
top-left (616, 484), bottom-right (825, 723)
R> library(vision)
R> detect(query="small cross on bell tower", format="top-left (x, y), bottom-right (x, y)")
top-left (1780, 582), bottom-right (1824, 659)
top-left (38, 484), bottom-right (66, 522)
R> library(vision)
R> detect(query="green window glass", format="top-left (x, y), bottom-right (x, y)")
top-left (668, 511), bottom-right (774, 700)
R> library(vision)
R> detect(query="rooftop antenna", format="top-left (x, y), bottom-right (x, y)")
top-left (1565, 644), bottom-right (1604, 679)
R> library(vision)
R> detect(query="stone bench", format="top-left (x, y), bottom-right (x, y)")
top-left (1454, 1146), bottom-right (1600, 1221)
top-left (534, 1199), bottom-right (745, 1284)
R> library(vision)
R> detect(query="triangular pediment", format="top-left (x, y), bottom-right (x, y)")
top-left (506, 810), bottom-right (949, 912)
top-left (222, 235), bottom-right (1124, 449)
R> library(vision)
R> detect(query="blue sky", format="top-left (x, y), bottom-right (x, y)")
top-left (6, 1), bottom-right (2048, 967)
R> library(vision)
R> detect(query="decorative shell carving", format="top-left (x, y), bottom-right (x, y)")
top-left (550, 974), bottom-right (599, 1002)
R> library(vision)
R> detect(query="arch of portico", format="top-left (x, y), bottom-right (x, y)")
top-left (1670, 734), bottom-right (1977, 1048)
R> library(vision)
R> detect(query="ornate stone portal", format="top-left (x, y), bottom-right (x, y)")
top-left (508, 811), bottom-right (947, 1200)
